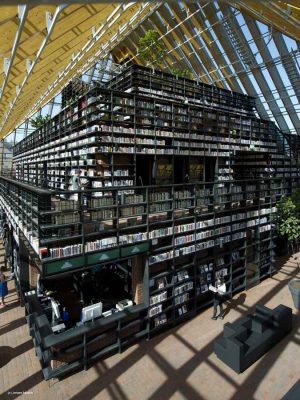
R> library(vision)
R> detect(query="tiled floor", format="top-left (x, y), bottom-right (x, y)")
top-left (1, 253), bottom-right (300, 400)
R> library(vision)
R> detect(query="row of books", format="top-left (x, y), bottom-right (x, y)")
top-left (53, 200), bottom-right (79, 211)
top-left (90, 210), bottom-right (114, 220)
top-left (119, 232), bottom-right (147, 244)
top-left (67, 136), bottom-right (97, 149)
top-left (154, 313), bottom-right (167, 326)
top-left (174, 281), bottom-right (193, 296)
top-left (123, 194), bottom-right (144, 204)
top-left (84, 237), bottom-right (118, 252)
top-left (149, 232), bottom-right (248, 265)
top-left (149, 203), bottom-right (171, 213)
top-left (96, 145), bottom-right (258, 157)
top-left (89, 197), bottom-right (114, 207)
top-left (174, 293), bottom-right (189, 305)
top-left (137, 86), bottom-right (252, 115)
top-left (149, 219), bottom-right (225, 240)
top-left (42, 210), bottom-right (274, 260)
top-left (53, 213), bottom-right (80, 225)
top-left (199, 263), bottom-right (214, 274)
top-left (174, 200), bottom-right (193, 208)
top-left (150, 291), bottom-right (168, 306)
top-left (259, 224), bottom-right (272, 232)
top-left (41, 244), bottom-right (83, 259)
top-left (174, 190), bottom-right (191, 199)
top-left (14, 125), bottom-right (100, 158)
top-left (174, 230), bottom-right (214, 245)
top-left (149, 304), bottom-right (163, 317)
top-left (101, 135), bottom-right (166, 146)
top-left (120, 206), bottom-right (144, 217)
top-left (91, 180), bottom-right (134, 188)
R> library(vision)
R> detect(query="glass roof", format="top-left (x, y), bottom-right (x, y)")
top-left (2, 0), bottom-right (300, 143)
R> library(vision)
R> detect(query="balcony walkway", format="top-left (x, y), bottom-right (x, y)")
top-left (1, 253), bottom-right (300, 400)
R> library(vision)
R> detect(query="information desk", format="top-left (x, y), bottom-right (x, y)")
top-left (25, 293), bottom-right (148, 380)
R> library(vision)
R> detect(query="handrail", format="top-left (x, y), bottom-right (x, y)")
top-left (25, 293), bottom-right (147, 349)
top-left (0, 176), bottom-right (51, 195)
top-left (0, 175), bottom-right (290, 196)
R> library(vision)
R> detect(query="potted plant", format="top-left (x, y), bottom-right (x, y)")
top-left (171, 67), bottom-right (194, 79)
top-left (138, 30), bottom-right (166, 71)
top-left (30, 114), bottom-right (50, 129)
top-left (288, 279), bottom-right (300, 310)
top-left (275, 196), bottom-right (300, 255)
top-left (276, 190), bottom-right (300, 310)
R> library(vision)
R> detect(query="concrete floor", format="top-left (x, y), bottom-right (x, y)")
top-left (1, 253), bottom-right (300, 400)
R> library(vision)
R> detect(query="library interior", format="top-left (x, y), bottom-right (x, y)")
top-left (0, 1), bottom-right (300, 399)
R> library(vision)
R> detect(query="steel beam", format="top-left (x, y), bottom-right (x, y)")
top-left (0, 5), bottom-right (29, 103)
top-left (245, 14), bottom-right (300, 134)
top-left (0, 4), bottom-right (67, 131)
top-left (158, 4), bottom-right (215, 83)
top-left (203, 3), bottom-right (269, 120)
top-left (138, 16), bottom-right (184, 70)
top-left (218, 4), bottom-right (289, 132)
top-left (272, 30), bottom-right (300, 104)
top-left (166, 3), bottom-right (226, 87)
top-left (173, 2), bottom-right (241, 92)
top-left (29, 2), bottom-right (161, 118)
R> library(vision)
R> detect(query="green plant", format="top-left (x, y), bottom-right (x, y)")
top-left (276, 194), bottom-right (300, 254)
top-left (30, 114), bottom-right (50, 129)
top-left (65, 95), bottom-right (79, 107)
top-left (171, 67), bottom-right (194, 79)
top-left (291, 189), bottom-right (300, 215)
top-left (138, 30), bottom-right (166, 70)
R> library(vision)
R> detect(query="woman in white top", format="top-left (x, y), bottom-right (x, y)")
top-left (210, 277), bottom-right (226, 320)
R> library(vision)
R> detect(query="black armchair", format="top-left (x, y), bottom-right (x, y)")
top-left (214, 304), bottom-right (292, 373)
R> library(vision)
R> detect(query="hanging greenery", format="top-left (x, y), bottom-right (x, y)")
top-left (138, 30), bottom-right (166, 69)
top-left (30, 114), bottom-right (51, 129)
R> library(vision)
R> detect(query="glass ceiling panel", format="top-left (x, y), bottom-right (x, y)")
top-left (8, 1), bottom-right (300, 143)
top-left (283, 35), bottom-right (298, 51)
top-left (232, 8), bottom-right (299, 135)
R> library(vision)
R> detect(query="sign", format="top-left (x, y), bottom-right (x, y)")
top-left (87, 248), bottom-right (120, 265)
top-left (120, 242), bottom-right (149, 257)
top-left (44, 255), bottom-right (84, 275)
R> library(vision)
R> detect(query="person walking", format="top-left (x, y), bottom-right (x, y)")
top-left (209, 277), bottom-right (226, 320)
top-left (0, 271), bottom-right (8, 307)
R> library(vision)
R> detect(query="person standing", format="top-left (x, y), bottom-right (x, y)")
top-left (0, 271), bottom-right (8, 307)
top-left (209, 277), bottom-right (226, 320)
top-left (71, 170), bottom-right (81, 191)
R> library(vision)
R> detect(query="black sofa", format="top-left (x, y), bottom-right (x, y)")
top-left (214, 304), bottom-right (292, 373)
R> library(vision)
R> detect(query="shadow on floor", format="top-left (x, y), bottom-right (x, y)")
top-left (0, 316), bottom-right (26, 336)
top-left (281, 378), bottom-right (300, 399)
top-left (66, 260), bottom-right (300, 400)
top-left (0, 340), bottom-right (33, 368)
top-left (229, 312), bottom-right (300, 400)
top-left (0, 300), bottom-right (20, 314)
top-left (7, 287), bottom-right (16, 295)
top-left (223, 293), bottom-right (247, 318)
top-left (2, 256), bottom-right (299, 400)
top-left (0, 371), bottom-right (44, 400)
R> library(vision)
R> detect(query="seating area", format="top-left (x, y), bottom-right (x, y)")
top-left (214, 304), bottom-right (292, 373)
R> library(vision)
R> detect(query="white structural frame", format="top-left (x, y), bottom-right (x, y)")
top-left (0, 4), bottom-right (67, 131)
top-left (0, 5), bottom-right (29, 103)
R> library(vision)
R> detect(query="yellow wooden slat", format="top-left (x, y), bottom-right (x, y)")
top-left (228, 0), bottom-right (300, 41)
top-left (0, 3), bottom-right (150, 138)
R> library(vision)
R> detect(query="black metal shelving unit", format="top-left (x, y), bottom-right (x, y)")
top-left (1, 65), bottom-right (300, 379)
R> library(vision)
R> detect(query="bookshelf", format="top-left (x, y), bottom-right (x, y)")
top-left (2, 65), bottom-right (300, 369)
